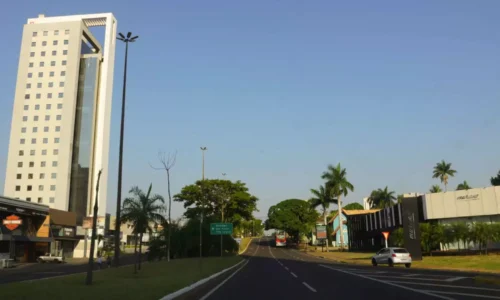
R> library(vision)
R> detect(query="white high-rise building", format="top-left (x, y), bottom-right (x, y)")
top-left (3, 13), bottom-right (117, 224)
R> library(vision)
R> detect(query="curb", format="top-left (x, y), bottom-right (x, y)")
top-left (159, 258), bottom-right (246, 300)
top-left (238, 238), bottom-right (254, 255)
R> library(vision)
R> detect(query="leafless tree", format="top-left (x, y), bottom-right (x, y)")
top-left (150, 150), bottom-right (177, 262)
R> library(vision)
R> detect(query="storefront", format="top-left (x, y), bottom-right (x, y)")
top-left (0, 196), bottom-right (53, 262)
top-left (48, 209), bottom-right (79, 258)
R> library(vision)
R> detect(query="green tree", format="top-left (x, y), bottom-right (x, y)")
top-left (266, 199), bottom-right (319, 243)
top-left (396, 194), bottom-right (404, 204)
top-left (432, 160), bottom-right (457, 192)
top-left (367, 187), bottom-right (396, 209)
top-left (121, 184), bottom-right (166, 273)
top-left (429, 185), bottom-right (442, 193)
top-left (456, 181), bottom-right (471, 191)
top-left (174, 179), bottom-right (258, 226)
top-left (491, 170), bottom-right (500, 186)
top-left (451, 222), bottom-right (470, 251)
top-left (389, 227), bottom-right (404, 247)
top-left (470, 222), bottom-right (497, 254)
top-left (420, 222), bottom-right (444, 255)
top-left (442, 225), bottom-right (456, 251)
top-left (343, 202), bottom-right (364, 210)
top-left (309, 184), bottom-right (337, 252)
top-left (321, 163), bottom-right (354, 250)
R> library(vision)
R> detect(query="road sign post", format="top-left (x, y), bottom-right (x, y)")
top-left (210, 223), bottom-right (233, 235)
top-left (382, 231), bottom-right (390, 248)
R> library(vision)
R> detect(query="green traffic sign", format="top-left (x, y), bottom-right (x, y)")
top-left (210, 223), bottom-right (233, 235)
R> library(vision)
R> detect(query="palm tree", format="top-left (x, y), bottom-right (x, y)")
top-left (491, 170), bottom-right (500, 186)
top-left (456, 181), bottom-right (471, 191)
top-left (432, 160), bottom-right (457, 192)
top-left (367, 187), bottom-right (396, 209)
top-left (310, 185), bottom-right (337, 252)
top-left (321, 163), bottom-right (354, 250)
top-left (429, 185), bottom-right (442, 193)
top-left (121, 184), bottom-right (166, 273)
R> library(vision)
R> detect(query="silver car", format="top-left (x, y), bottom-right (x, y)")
top-left (371, 247), bottom-right (412, 268)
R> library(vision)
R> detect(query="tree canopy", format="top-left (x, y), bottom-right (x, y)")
top-left (432, 160), bottom-right (457, 191)
top-left (367, 186), bottom-right (396, 209)
top-left (173, 179), bottom-right (258, 226)
top-left (343, 202), bottom-right (364, 210)
top-left (456, 180), bottom-right (471, 191)
top-left (265, 199), bottom-right (319, 241)
top-left (491, 170), bottom-right (500, 186)
top-left (429, 185), bottom-right (442, 193)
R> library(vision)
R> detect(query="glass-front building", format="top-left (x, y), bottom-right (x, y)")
top-left (69, 55), bottom-right (101, 224)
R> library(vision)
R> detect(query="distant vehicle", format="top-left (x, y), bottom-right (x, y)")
top-left (372, 247), bottom-right (412, 268)
top-left (37, 253), bottom-right (64, 263)
top-left (275, 230), bottom-right (287, 247)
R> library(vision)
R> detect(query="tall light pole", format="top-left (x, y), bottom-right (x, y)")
top-left (199, 147), bottom-right (207, 261)
top-left (221, 173), bottom-right (227, 256)
top-left (114, 32), bottom-right (138, 267)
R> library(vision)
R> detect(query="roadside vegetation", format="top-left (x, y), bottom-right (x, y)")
top-left (2, 256), bottom-right (242, 300)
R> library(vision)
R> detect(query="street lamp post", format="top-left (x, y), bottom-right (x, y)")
top-left (199, 147), bottom-right (207, 262)
top-left (221, 173), bottom-right (227, 257)
top-left (114, 32), bottom-right (138, 267)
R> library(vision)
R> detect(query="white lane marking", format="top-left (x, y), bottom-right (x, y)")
top-left (319, 265), bottom-right (453, 300)
top-left (444, 276), bottom-right (466, 282)
top-left (302, 282), bottom-right (317, 293)
top-left (365, 275), bottom-right (452, 282)
top-left (285, 267), bottom-right (289, 271)
top-left (199, 260), bottom-right (250, 300)
top-left (421, 290), bottom-right (500, 299)
top-left (385, 281), bottom-right (500, 292)
top-left (291, 272), bottom-right (298, 278)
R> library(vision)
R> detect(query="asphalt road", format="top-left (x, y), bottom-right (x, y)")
top-left (188, 238), bottom-right (500, 300)
top-left (0, 254), bottom-right (140, 284)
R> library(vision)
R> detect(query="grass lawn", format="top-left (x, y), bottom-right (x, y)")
top-left (239, 237), bottom-right (253, 253)
top-left (304, 249), bottom-right (500, 273)
top-left (2, 256), bottom-right (242, 300)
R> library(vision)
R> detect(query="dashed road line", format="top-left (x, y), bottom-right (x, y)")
top-left (291, 272), bottom-right (298, 278)
top-left (444, 276), bottom-right (466, 282)
top-left (302, 282), bottom-right (317, 292)
top-left (285, 267), bottom-right (289, 271)
top-left (319, 264), bottom-right (453, 300)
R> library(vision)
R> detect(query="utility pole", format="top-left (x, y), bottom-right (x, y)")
top-left (85, 170), bottom-right (102, 285)
top-left (199, 147), bottom-right (207, 269)
top-left (221, 173), bottom-right (227, 257)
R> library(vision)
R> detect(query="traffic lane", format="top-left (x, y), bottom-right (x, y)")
top-left (272, 247), bottom-right (444, 300)
top-left (203, 240), bottom-right (314, 300)
top-left (0, 254), bottom-right (138, 284)
top-left (318, 264), bottom-right (500, 300)
top-left (287, 249), bottom-right (500, 299)
top-left (292, 249), bottom-right (493, 283)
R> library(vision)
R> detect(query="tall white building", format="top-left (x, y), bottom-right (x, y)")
top-left (3, 13), bottom-right (117, 224)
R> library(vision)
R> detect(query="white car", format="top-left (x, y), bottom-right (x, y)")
top-left (371, 247), bottom-right (412, 268)
top-left (37, 253), bottom-right (64, 263)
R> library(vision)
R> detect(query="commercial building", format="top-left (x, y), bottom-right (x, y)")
top-left (346, 186), bottom-right (500, 257)
top-left (3, 13), bottom-right (117, 225)
top-left (329, 209), bottom-right (380, 248)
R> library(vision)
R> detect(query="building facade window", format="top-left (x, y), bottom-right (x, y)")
top-left (49, 197), bottom-right (55, 203)
top-left (28, 173), bottom-right (33, 179)
top-left (18, 162), bottom-right (23, 168)
top-left (15, 186), bottom-right (21, 191)
top-left (50, 185), bottom-right (56, 191)
top-left (16, 174), bottom-right (22, 179)
top-left (40, 173), bottom-right (45, 179)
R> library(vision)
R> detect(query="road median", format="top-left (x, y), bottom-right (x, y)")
top-left (302, 249), bottom-right (500, 274)
top-left (1, 256), bottom-right (243, 300)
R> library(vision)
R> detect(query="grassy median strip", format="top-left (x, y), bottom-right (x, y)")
top-left (2, 256), bottom-right (242, 300)
top-left (304, 249), bottom-right (500, 273)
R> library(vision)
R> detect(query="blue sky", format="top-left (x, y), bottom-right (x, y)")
top-left (1, 1), bottom-right (499, 220)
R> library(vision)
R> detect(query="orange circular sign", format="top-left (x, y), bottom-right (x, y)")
top-left (3, 215), bottom-right (22, 231)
